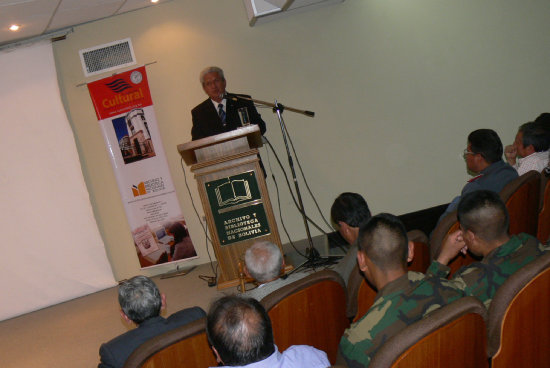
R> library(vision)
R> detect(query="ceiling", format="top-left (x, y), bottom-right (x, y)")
top-left (0, 0), bottom-right (345, 48)
top-left (0, 0), bottom-right (172, 47)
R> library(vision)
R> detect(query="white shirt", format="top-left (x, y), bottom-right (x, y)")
top-left (211, 345), bottom-right (330, 368)
top-left (514, 150), bottom-right (549, 175)
top-left (211, 98), bottom-right (226, 114)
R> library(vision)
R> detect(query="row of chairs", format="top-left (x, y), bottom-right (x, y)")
top-left (123, 249), bottom-right (550, 368)
top-left (352, 169), bottom-right (549, 322)
top-left (430, 170), bottom-right (549, 276)
top-left (369, 251), bottom-right (550, 367)
top-left (122, 269), bottom-right (349, 368)
top-left (122, 170), bottom-right (549, 367)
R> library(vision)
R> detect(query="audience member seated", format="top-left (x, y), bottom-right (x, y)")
top-left (339, 214), bottom-right (464, 368)
top-left (504, 121), bottom-right (550, 175)
top-left (439, 129), bottom-right (518, 221)
top-left (98, 276), bottom-right (205, 368)
top-left (206, 295), bottom-right (330, 368)
top-left (244, 241), bottom-right (309, 301)
top-left (330, 192), bottom-right (372, 284)
top-left (427, 190), bottom-right (550, 307)
top-left (166, 222), bottom-right (197, 261)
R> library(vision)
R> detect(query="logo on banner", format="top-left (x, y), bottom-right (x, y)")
top-left (132, 177), bottom-right (166, 197)
top-left (132, 182), bottom-right (147, 197)
top-left (105, 78), bottom-right (133, 93)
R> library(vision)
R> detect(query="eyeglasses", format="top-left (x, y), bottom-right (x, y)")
top-left (203, 78), bottom-right (223, 88)
top-left (463, 148), bottom-right (475, 157)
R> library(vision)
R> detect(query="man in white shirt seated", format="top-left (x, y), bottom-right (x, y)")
top-left (505, 121), bottom-right (550, 175)
top-left (243, 241), bottom-right (310, 301)
top-left (206, 295), bottom-right (330, 368)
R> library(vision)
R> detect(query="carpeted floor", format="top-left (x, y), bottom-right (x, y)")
top-left (0, 236), bottom-right (342, 367)
top-left (0, 263), bottom-right (232, 368)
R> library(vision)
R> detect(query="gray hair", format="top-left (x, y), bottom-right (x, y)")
top-left (199, 66), bottom-right (225, 84)
top-left (118, 275), bottom-right (162, 324)
top-left (244, 241), bottom-right (282, 283)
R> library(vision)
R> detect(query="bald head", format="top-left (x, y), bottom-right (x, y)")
top-left (207, 296), bottom-right (274, 365)
top-left (244, 241), bottom-right (282, 283)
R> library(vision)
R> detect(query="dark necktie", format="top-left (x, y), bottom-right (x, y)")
top-left (218, 103), bottom-right (226, 125)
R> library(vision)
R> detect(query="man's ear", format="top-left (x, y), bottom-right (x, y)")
top-left (211, 346), bottom-right (223, 364)
top-left (120, 310), bottom-right (133, 324)
top-left (338, 221), bottom-right (348, 233)
top-left (463, 229), bottom-right (475, 244)
top-left (160, 293), bottom-right (167, 311)
top-left (357, 250), bottom-right (368, 273)
top-left (525, 144), bottom-right (536, 156)
top-left (407, 241), bottom-right (415, 263)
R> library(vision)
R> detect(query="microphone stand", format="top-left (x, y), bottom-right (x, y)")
top-left (227, 94), bottom-right (338, 273)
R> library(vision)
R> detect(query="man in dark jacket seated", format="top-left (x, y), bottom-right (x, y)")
top-left (98, 275), bottom-right (205, 368)
top-left (438, 128), bottom-right (518, 222)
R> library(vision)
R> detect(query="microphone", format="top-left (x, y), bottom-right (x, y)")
top-left (224, 92), bottom-right (241, 101)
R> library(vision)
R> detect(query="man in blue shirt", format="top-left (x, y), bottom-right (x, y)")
top-left (439, 128), bottom-right (518, 222)
top-left (207, 295), bottom-right (329, 368)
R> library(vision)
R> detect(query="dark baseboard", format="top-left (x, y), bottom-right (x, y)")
top-left (326, 203), bottom-right (450, 249)
top-left (398, 203), bottom-right (449, 236)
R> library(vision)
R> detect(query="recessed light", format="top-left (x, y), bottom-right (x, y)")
top-left (151, 0), bottom-right (159, 3)
top-left (9, 24), bottom-right (20, 32)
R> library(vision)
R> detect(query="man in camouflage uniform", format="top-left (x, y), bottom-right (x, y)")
top-left (339, 213), bottom-right (464, 368)
top-left (427, 190), bottom-right (550, 307)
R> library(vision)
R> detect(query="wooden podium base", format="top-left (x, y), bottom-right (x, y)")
top-left (178, 126), bottom-right (284, 291)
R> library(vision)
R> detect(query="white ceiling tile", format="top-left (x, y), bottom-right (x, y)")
top-left (47, 0), bottom-right (124, 30)
top-left (118, 0), bottom-right (167, 14)
top-left (0, 0), bottom-right (58, 45)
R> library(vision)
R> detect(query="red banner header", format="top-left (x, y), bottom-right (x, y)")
top-left (87, 66), bottom-right (153, 120)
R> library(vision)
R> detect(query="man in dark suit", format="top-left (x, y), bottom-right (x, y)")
top-left (191, 66), bottom-right (267, 140)
top-left (98, 275), bottom-right (205, 368)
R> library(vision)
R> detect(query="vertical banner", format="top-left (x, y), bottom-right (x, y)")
top-left (88, 66), bottom-right (197, 268)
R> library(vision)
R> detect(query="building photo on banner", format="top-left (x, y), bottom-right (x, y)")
top-left (87, 66), bottom-right (197, 269)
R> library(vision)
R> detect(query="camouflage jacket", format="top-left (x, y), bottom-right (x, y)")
top-left (339, 271), bottom-right (464, 368)
top-left (426, 233), bottom-right (550, 308)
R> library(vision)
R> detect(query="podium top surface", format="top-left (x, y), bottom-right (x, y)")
top-left (177, 125), bottom-right (263, 166)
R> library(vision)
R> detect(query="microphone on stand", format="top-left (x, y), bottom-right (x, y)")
top-left (224, 92), bottom-right (243, 102)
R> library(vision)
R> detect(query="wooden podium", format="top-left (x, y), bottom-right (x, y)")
top-left (178, 125), bottom-right (285, 289)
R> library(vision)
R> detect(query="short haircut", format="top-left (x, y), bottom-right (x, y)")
top-left (207, 296), bottom-right (274, 365)
top-left (519, 121), bottom-right (550, 152)
top-left (118, 276), bottom-right (162, 324)
top-left (457, 190), bottom-right (509, 243)
top-left (331, 192), bottom-right (372, 228)
top-left (357, 213), bottom-right (409, 271)
top-left (200, 66), bottom-right (225, 84)
top-left (244, 241), bottom-right (282, 283)
top-left (468, 129), bottom-right (504, 164)
top-left (534, 112), bottom-right (550, 126)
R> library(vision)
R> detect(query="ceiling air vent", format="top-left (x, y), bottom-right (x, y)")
top-left (79, 38), bottom-right (136, 77)
top-left (243, 0), bottom-right (345, 26)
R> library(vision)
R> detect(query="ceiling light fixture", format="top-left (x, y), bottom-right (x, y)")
top-left (9, 24), bottom-right (20, 32)
top-left (151, 0), bottom-right (159, 3)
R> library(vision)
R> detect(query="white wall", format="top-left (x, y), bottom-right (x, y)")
top-left (53, 0), bottom-right (550, 280)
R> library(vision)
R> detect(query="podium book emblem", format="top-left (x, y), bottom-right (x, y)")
top-left (205, 171), bottom-right (270, 245)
